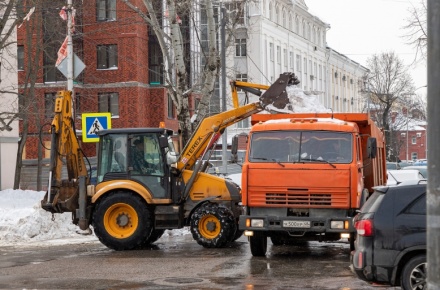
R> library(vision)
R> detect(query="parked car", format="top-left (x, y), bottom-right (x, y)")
top-left (387, 169), bottom-right (424, 185)
top-left (403, 165), bottom-right (428, 179)
top-left (386, 161), bottom-right (401, 170)
top-left (398, 161), bottom-right (413, 168)
top-left (351, 181), bottom-right (427, 289)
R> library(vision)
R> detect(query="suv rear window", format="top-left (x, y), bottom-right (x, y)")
top-left (360, 191), bottom-right (384, 213)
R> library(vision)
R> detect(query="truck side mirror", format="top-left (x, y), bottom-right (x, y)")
top-left (367, 137), bottom-right (377, 159)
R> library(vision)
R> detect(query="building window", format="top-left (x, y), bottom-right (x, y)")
top-left (283, 49), bottom-right (287, 69)
top-left (97, 44), bottom-right (118, 69)
top-left (236, 74), bottom-right (247, 82)
top-left (290, 51), bottom-right (294, 70)
top-left (282, 10), bottom-right (286, 27)
top-left (412, 136), bottom-right (417, 144)
top-left (235, 39), bottom-right (246, 56)
top-left (296, 55), bottom-right (301, 72)
top-left (97, 0), bottom-right (116, 21)
top-left (17, 46), bottom-right (24, 71)
top-left (269, 43), bottom-right (274, 61)
top-left (411, 152), bottom-right (418, 160)
top-left (236, 74), bottom-right (247, 91)
top-left (295, 17), bottom-right (299, 34)
top-left (225, 2), bottom-right (244, 25)
top-left (168, 95), bottom-right (176, 119)
top-left (289, 13), bottom-right (293, 31)
top-left (302, 21), bottom-right (306, 38)
top-left (277, 46), bottom-right (281, 64)
top-left (237, 118), bottom-right (249, 129)
top-left (268, 3), bottom-right (273, 21)
top-left (45, 93), bottom-right (57, 118)
top-left (98, 92), bottom-right (119, 117)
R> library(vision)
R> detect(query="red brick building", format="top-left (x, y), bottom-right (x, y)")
top-left (396, 122), bottom-right (427, 162)
top-left (17, 0), bottom-right (187, 159)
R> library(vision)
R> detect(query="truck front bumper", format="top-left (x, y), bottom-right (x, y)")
top-left (239, 215), bottom-right (355, 236)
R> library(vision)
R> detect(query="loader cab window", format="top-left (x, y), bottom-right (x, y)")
top-left (97, 134), bottom-right (128, 183)
top-left (129, 134), bottom-right (167, 198)
top-left (130, 134), bottom-right (164, 176)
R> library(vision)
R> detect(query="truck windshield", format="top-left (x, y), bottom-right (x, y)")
top-left (249, 131), bottom-right (353, 164)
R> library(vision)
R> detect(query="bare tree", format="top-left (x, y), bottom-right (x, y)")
top-left (365, 52), bottom-right (416, 161)
top-left (403, 0), bottom-right (427, 62)
top-left (122, 0), bottom-right (244, 145)
top-left (0, 0), bottom-right (22, 131)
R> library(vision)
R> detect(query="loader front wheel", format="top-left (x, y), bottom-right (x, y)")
top-left (93, 191), bottom-right (153, 250)
top-left (190, 203), bottom-right (236, 248)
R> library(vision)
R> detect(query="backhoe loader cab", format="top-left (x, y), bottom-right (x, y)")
top-left (96, 128), bottom-right (177, 199)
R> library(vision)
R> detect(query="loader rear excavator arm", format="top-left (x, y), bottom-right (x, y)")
top-left (41, 91), bottom-right (89, 229)
top-left (176, 72), bottom-right (299, 172)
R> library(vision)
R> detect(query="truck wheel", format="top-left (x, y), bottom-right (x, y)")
top-left (190, 203), bottom-right (236, 248)
top-left (93, 191), bottom-right (153, 250)
top-left (401, 254), bottom-right (427, 290)
top-left (250, 232), bottom-right (267, 256)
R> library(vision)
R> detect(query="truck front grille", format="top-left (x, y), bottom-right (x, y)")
top-left (266, 193), bottom-right (332, 206)
top-left (248, 190), bottom-right (349, 208)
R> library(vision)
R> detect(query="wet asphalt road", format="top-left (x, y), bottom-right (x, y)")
top-left (0, 234), bottom-right (398, 289)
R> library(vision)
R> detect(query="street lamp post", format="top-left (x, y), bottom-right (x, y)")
top-left (406, 115), bottom-right (409, 161)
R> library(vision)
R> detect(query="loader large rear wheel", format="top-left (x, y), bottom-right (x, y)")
top-left (93, 191), bottom-right (153, 250)
top-left (190, 203), bottom-right (236, 248)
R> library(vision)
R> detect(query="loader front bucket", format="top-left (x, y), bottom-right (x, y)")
top-left (259, 72), bottom-right (300, 109)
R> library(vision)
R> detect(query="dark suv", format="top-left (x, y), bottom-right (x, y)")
top-left (351, 181), bottom-right (427, 289)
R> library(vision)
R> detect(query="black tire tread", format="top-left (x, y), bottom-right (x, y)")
top-left (190, 203), bottom-right (236, 248)
top-left (92, 191), bottom-right (153, 251)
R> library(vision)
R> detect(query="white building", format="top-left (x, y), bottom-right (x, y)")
top-left (224, 0), bottom-right (368, 138)
top-left (0, 12), bottom-right (19, 190)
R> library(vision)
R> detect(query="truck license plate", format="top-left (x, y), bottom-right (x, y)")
top-left (283, 220), bottom-right (311, 228)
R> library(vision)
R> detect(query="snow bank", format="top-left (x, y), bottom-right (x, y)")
top-left (0, 189), bottom-right (95, 246)
top-left (0, 189), bottom-right (189, 247)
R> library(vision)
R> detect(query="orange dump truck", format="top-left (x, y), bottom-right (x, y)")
top-left (238, 113), bottom-right (387, 256)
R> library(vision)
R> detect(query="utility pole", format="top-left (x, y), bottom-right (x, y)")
top-left (427, 0), bottom-right (440, 288)
top-left (221, 6), bottom-right (227, 174)
top-left (67, 0), bottom-right (74, 92)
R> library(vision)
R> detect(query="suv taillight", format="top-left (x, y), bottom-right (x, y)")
top-left (355, 219), bottom-right (373, 237)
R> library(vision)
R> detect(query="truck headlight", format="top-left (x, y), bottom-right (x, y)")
top-left (331, 221), bottom-right (344, 229)
top-left (251, 219), bottom-right (264, 228)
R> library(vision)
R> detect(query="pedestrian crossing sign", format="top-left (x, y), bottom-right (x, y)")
top-left (81, 112), bottom-right (111, 143)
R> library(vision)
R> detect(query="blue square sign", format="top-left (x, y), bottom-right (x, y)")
top-left (81, 113), bottom-right (111, 142)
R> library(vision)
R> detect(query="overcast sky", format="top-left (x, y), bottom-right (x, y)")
top-left (306, 0), bottom-right (427, 95)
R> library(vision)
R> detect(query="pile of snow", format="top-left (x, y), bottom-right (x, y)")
top-left (0, 189), bottom-right (189, 247)
top-left (266, 85), bottom-right (331, 113)
top-left (0, 189), bottom-right (95, 247)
